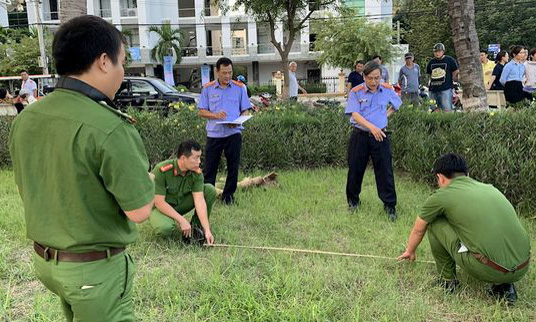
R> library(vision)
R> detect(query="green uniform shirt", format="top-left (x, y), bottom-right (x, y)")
top-left (152, 159), bottom-right (204, 206)
top-left (420, 176), bottom-right (530, 269)
top-left (9, 88), bottom-right (154, 252)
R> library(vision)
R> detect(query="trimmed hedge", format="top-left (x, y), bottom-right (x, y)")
top-left (389, 108), bottom-right (536, 213)
top-left (2, 105), bottom-right (536, 211)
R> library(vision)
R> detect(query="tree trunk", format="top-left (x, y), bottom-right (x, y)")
top-left (59, 0), bottom-right (87, 24)
top-left (448, 0), bottom-right (488, 111)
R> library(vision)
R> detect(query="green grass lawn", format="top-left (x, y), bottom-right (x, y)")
top-left (1, 168), bottom-right (535, 322)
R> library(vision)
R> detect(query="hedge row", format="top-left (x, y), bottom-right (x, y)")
top-left (2, 104), bottom-right (536, 211)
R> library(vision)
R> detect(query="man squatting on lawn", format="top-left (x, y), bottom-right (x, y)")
top-left (398, 154), bottom-right (530, 304)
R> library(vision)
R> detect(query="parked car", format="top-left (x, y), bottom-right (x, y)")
top-left (114, 77), bottom-right (199, 110)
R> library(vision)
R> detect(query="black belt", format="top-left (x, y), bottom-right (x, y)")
top-left (353, 127), bottom-right (390, 136)
top-left (34, 242), bottom-right (125, 262)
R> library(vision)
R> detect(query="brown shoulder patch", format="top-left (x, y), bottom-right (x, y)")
top-left (203, 81), bottom-right (216, 88)
top-left (380, 83), bottom-right (394, 90)
top-left (159, 163), bottom-right (173, 172)
top-left (232, 80), bottom-right (245, 87)
top-left (351, 84), bottom-right (365, 92)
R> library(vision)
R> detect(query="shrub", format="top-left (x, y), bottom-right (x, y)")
top-left (248, 84), bottom-right (277, 96)
top-left (3, 104), bottom-right (536, 212)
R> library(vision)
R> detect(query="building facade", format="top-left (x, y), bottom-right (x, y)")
top-left (1, 0), bottom-right (394, 88)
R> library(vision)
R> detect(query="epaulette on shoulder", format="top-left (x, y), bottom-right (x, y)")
top-left (351, 84), bottom-right (365, 92)
top-left (98, 101), bottom-right (136, 124)
top-left (232, 80), bottom-right (245, 87)
top-left (159, 163), bottom-right (174, 172)
top-left (380, 83), bottom-right (394, 90)
top-left (203, 81), bottom-right (216, 88)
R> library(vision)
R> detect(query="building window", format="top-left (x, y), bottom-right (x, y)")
top-left (120, 0), bottom-right (138, 17)
top-left (178, 0), bottom-right (195, 17)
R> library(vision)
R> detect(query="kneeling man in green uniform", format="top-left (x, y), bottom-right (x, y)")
top-left (150, 140), bottom-right (216, 245)
top-left (399, 154), bottom-right (530, 304)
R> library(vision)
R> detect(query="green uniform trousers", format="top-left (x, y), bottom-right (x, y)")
top-left (428, 218), bottom-right (529, 283)
top-left (150, 183), bottom-right (216, 237)
top-left (33, 251), bottom-right (135, 322)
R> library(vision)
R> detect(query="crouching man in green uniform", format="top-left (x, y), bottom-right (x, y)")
top-left (9, 16), bottom-right (155, 321)
top-left (150, 140), bottom-right (216, 245)
top-left (398, 154), bottom-right (530, 304)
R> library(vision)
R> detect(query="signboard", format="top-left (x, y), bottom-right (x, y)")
top-left (163, 56), bottom-right (175, 86)
top-left (201, 64), bottom-right (211, 86)
top-left (488, 44), bottom-right (500, 58)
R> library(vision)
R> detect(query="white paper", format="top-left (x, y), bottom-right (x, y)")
top-left (216, 115), bottom-right (253, 125)
top-left (458, 243), bottom-right (468, 253)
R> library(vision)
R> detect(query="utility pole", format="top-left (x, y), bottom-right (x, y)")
top-left (29, 0), bottom-right (49, 75)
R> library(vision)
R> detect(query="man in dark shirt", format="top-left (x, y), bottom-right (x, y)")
top-left (426, 43), bottom-right (459, 112)
top-left (347, 60), bottom-right (365, 92)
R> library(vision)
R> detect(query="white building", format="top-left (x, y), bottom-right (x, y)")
top-left (1, 0), bottom-right (395, 88)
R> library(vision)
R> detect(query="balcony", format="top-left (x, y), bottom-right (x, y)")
top-left (120, 7), bottom-right (138, 17)
top-left (181, 47), bottom-right (198, 57)
top-left (206, 46), bottom-right (223, 56)
top-left (258, 43), bottom-right (275, 54)
top-left (231, 46), bottom-right (247, 56)
top-left (98, 8), bottom-right (112, 18)
top-left (42, 11), bottom-right (59, 21)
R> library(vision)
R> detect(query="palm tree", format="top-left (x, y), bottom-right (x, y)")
top-left (148, 22), bottom-right (183, 65)
top-left (448, 0), bottom-right (488, 111)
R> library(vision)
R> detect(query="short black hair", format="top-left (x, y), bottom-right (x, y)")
top-left (53, 15), bottom-right (126, 76)
top-left (363, 61), bottom-right (382, 76)
top-left (433, 153), bottom-right (468, 179)
top-left (177, 140), bottom-right (202, 158)
top-left (371, 55), bottom-right (382, 61)
top-left (530, 48), bottom-right (536, 58)
top-left (0, 88), bottom-right (7, 100)
top-left (510, 45), bottom-right (524, 57)
top-left (355, 60), bottom-right (365, 66)
top-left (216, 57), bottom-right (233, 70)
top-left (480, 49), bottom-right (488, 54)
top-left (20, 70), bottom-right (28, 74)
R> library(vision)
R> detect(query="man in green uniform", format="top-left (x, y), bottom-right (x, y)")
top-left (9, 16), bottom-right (154, 321)
top-left (150, 140), bottom-right (216, 245)
top-left (398, 154), bottom-right (530, 304)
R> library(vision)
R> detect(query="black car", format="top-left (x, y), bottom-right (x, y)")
top-left (114, 77), bottom-right (199, 110)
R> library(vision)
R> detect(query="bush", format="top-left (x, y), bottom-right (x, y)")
top-left (301, 82), bottom-right (327, 94)
top-left (389, 107), bottom-right (536, 213)
top-left (248, 84), bottom-right (277, 96)
top-left (3, 104), bottom-right (536, 212)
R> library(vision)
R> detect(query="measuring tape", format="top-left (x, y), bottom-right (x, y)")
top-left (207, 243), bottom-right (436, 264)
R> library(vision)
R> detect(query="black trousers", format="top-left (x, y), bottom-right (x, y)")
top-left (346, 128), bottom-right (397, 208)
top-left (203, 133), bottom-right (242, 198)
top-left (504, 81), bottom-right (533, 104)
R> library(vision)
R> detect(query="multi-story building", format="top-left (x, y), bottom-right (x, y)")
top-left (1, 0), bottom-right (395, 88)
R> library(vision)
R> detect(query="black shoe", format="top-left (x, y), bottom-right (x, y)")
top-left (489, 283), bottom-right (517, 305)
top-left (384, 205), bottom-right (397, 222)
top-left (222, 195), bottom-right (235, 205)
top-left (190, 224), bottom-right (206, 245)
top-left (181, 225), bottom-right (206, 246)
top-left (348, 201), bottom-right (361, 213)
top-left (435, 279), bottom-right (459, 294)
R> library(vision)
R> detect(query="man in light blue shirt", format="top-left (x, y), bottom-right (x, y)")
top-left (198, 57), bottom-right (251, 204)
top-left (288, 61), bottom-right (307, 101)
top-left (346, 61), bottom-right (402, 221)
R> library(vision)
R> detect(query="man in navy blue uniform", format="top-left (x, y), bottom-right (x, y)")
top-left (345, 61), bottom-right (402, 221)
top-left (198, 57), bottom-right (251, 205)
